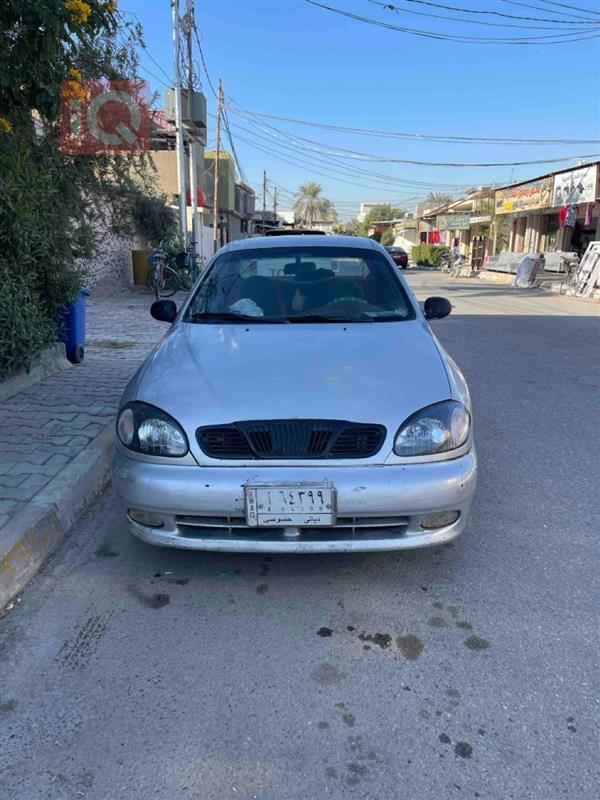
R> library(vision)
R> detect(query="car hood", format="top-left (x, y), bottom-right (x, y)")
top-left (135, 320), bottom-right (451, 461)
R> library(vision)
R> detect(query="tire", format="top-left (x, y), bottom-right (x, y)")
top-left (148, 267), bottom-right (179, 298)
top-left (178, 268), bottom-right (194, 292)
top-left (160, 267), bottom-right (179, 297)
top-left (72, 345), bottom-right (84, 364)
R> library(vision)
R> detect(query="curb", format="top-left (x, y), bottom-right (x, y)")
top-left (0, 343), bottom-right (72, 402)
top-left (0, 425), bottom-right (114, 610)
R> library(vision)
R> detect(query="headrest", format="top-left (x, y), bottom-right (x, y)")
top-left (283, 261), bottom-right (317, 275)
top-left (294, 268), bottom-right (335, 282)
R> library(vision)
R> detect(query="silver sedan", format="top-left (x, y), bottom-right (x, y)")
top-left (112, 235), bottom-right (477, 553)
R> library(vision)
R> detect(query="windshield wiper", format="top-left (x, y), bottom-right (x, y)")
top-left (189, 311), bottom-right (287, 324)
top-left (369, 313), bottom-right (408, 322)
top-left (287, 313), bottom-right (373, 323)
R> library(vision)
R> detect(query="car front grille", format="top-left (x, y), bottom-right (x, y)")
top-left (196, 420), bottom-right (386, 460)
top-left (175, 514), bottom-right (408, 541)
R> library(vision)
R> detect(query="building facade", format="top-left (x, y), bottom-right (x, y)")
top-left (204, 151), bottom-right (256, 247)
top-left (416, 188), bottom-right (494, 268)
top-left (493, 161), bottom-right (600, 259)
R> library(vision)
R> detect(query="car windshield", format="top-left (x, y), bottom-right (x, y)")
top-left (185, 246), bottom-right (415, 323)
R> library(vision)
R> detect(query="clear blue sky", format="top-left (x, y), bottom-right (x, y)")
top-left (121, 0), bottom-right (600, 217)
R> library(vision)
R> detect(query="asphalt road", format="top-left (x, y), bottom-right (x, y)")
top-left (1, 273), bottom-right (599, 800)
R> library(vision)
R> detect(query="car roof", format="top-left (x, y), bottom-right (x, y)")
top-left (220, 234), bottom-right (381, 253)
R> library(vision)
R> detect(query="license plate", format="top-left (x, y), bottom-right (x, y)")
top-left (245, 483), bottom-right (335, 527)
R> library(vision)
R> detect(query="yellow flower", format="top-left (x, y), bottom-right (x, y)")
top-left (62, 81), bottom-right (87, 103)
top-left (65, 0), bottom-right (92, 25)
top-left (0, 116), bottom-right (12, 134)
top-left (68, 67), bottom-right (82, 82)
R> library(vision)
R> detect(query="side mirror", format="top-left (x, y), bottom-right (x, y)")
top-left (150, 300), bottom-right (177, 323)
top-left (424, 296), bottom-right (452, 320)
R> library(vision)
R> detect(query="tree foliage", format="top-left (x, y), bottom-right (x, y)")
top-left (0, 2), bottom-right (163, 378)
top-left (1, 1), bottom-right (119, 119)
top-left (332, 218), bottom-right (361, 236)
top-left (363, 203), bottom-right (405, 225)
top-left (358, 203), bottom-right (405, 237)
top-left (380, 227), bottom-right (395, 247)
top-left (425, 192), bottom-right (453, 208)
top-left (293, 182), bottom-right (337, 226)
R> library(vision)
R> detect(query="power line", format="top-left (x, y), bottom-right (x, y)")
top-left (223, 105), bottom-right (600, 146)
top-left (227, 103), bottom-right (600, 168)
top-left (220, 120), bottom-right (471, 196)
top-left (120, 10), bottom-right (176, 85)
top-left (501, 0), bottom-right (598, 19)
top-left (366, 0), bottom-right (600, 29)
top-left (305, 0), bottom-right (600, 43)
top-left (192, 25), bottom-right (218, 97)
top-left (218, 110), bottom-right (477, 189)
top-left (368, 0), bottom-right (599, 25)
top-left (540, 0), bottom-right (600, 18)
top-left (229, 129), bottom-right (424, 195)
top-left (222, 104), bottom-right (248, 185)
top-left (135, 62), bottom-right (171, 91)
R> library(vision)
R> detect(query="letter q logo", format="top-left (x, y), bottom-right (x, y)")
top-left (61, 80), bottom-right (151, 155)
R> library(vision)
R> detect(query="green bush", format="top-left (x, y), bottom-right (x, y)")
top-left (0, 4), bottom-right (157, 380)
top-left (411, 244), bottom-right (450, 267)
top-left (0, 267), bottom-right (55, 380)
top-left (0, 128), bottom-right (86, 379)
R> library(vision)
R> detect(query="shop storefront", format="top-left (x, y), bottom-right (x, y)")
top-left (494, 162), bottom-right (600, 259)
top-left (438, 213), bottom-right (471, 255)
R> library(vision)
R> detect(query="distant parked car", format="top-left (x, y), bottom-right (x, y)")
top-left (113, 234), bottom-right (476, 554)
top-left (385, 246), bottom-right (409, 269)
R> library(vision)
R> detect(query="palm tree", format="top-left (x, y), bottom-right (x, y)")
top-left (319, 198), bottom-right (338, 223)
top-left (293, 182), bottom-right (336, 226)
top-left (425, 192), bottom-right (453, 207)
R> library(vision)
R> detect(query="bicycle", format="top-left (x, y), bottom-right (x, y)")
top-left (147, 240), bottom-right (179, 300)
top-left (450, 255), bottom-right (468, 278)
top-left (173, 240), bottom-right (204, 291)
top-left (439, 253), bottom-right (452, 273)
top-left (559, 255), bottom-right (580, 295)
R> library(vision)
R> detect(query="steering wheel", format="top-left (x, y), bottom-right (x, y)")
top-left (322, 296), bottom-right (373, 310)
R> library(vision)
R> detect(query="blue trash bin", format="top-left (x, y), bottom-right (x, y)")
top-left (57, 288), bottom-right (90, 364)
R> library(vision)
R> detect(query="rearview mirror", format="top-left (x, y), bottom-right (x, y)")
top-left (424, 296), bottom-right (452, 320)
top-left (150, 300), bottom-right (177, 323)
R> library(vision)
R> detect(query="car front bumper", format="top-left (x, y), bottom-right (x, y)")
top-left (112, 450), bottom-right (477, 553)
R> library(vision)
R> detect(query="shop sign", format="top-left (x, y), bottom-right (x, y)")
top-left (495, 177), bottom-right (553, 215)
top-left (437, 213), bottom-right (471, 230)
top-left (469, 215), bottom-right (492, 224)
top-left (552, 164), bottom-right (598, 207)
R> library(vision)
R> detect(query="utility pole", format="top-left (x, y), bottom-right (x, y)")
top-left (184, 0), bottom-right (197, 254)
top-left (212, 79), bottom-right (223, 253)
top-left (273, 186), bottom-right (277, 219)
top-left (262, 170), bottom-right (267, 231)
top-left (171, 0), bottom-right (187, 243)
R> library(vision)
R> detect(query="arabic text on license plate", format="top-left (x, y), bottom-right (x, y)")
top-left (245, 484), bottom-right (335, 527)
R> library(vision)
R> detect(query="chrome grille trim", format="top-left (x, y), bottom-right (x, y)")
top-left (175, 514), bottom-right (409, 538)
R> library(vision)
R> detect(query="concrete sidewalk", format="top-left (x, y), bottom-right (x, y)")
top-left (0, 289), bottom-right (173, 607)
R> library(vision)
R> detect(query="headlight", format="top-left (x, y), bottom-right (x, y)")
top-left (116, 402), bottom-right (188, 457)
top-left (394, 401), bottom-right (470, 457)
